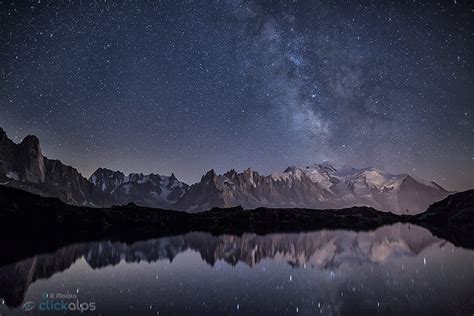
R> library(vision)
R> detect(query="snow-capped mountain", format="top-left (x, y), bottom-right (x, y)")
top-left (174, 167), bottom-right (334, 212)
top-left (0, 128), bottom-right (451, 212)
top-left (298, 163), bottom-right (450, 214)
top-left (0, 128), bottom-right (111, 206)
top-left (176, 162), bottom-right (450, 214)
top-left (89, 168), bottom-right (189, 208)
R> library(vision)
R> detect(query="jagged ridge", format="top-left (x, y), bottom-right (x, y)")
top-left (89, 167), bottom-right (189, 208)
top-left (0, 128), bottom-right (451, 212)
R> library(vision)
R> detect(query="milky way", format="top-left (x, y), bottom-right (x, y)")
top-left (0, 1), bottom-right (472, 190)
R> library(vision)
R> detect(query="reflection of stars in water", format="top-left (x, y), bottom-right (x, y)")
top-left (5, 229), bottom-right (474, 315)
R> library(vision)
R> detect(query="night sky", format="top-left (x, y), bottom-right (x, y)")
top-left (1, 1), bottom-right (472, 190)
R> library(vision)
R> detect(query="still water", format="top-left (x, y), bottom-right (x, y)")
top-left (1, 224), bottom-right (473, 315)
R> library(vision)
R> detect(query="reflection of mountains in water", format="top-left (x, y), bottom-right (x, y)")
top-left (0, 224), bottom-right (442, 308)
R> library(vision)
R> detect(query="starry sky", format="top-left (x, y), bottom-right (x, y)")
top-left (1, 0), bottom-right (472, 190)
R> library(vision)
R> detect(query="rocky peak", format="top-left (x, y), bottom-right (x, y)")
top-left (89, 168), bottom-right (126, 191)
top-left (0, 128), bottom-right (16, 163)
top-left (14, 134), bottom-right (45, 183)
top-left (0, 127), bottom-right (7, 141)
top-left (20, 134), bottom-right (40, 146)
top-left (94, 167), bottom-right (125, 178)
top-left (224, 169), bottom-right (238, 179)
top-left (19, 135), bottom-right (42, 161)
top-left (315, 161), bottom-right (338, 172)
top-left (243, 168), bottom-right (257, 176)
top-left (0, 129), bottom-right (114, 206)
top-left (88, 167), bottom-right (190, 208)
top-left (280, 166), bottom-right (305, 180)
top-left (202, 169), bottom-right (217, 183)
top-left (283, 166), bottom-right (300, 173)
top-left (245, 168), bottom-right (262, 182)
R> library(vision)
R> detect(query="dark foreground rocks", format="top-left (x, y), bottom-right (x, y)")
top-left (0, 185), bottom-right (472, 265)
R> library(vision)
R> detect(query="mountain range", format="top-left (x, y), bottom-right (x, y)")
top-left (0, 128), bottom-right (451, 214)
top-left (174, 163), bottom-right (450, 214)
top-left (89, 168), bottom-right (189, 209)
top-left (0, 128), bottom-right (112, 206)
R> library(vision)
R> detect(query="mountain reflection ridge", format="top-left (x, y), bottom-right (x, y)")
top-left (0, 223), bottom-right (442, 308)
